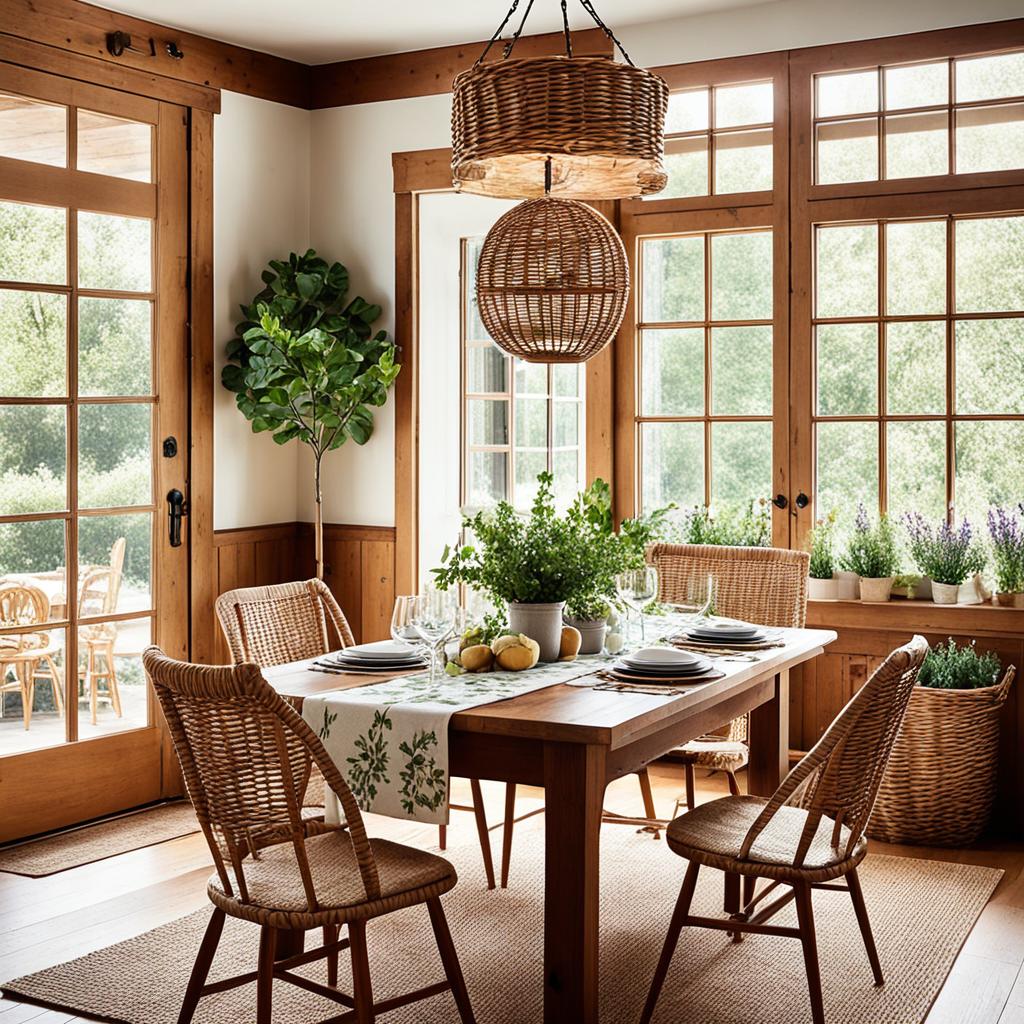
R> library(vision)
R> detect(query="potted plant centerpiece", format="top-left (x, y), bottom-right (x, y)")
top-left (840, 504), bottom-right (900, 602)
top-left (806, 511), bottom-right (838, 600)
top-left (988, 506), bottom-right (1024, 608)
top-left (903, 513), bottom-right (987, 605)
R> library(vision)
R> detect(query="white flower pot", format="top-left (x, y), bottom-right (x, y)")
top-left (931, 581), bottom-right (960, 605)
top-left (859, 576), bottom-right (894, 602)
top-left (564, 615), bottom-right (607, 655)
top-left (835, 571), bottom-right (860, 600)
top-left (807, 576), bottom-right (838, 601)
top-left (508, 601), bottom-right (565, 663)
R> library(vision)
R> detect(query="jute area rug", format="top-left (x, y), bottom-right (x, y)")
top-left (0, 802), bottom-right (199, 877)
top-left (3, 820), bottom-right (1001, 1024)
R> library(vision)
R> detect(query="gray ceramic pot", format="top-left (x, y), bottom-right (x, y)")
top-left (564, 615), bottom-right (608, 655)
top-left (507, 601), bottom-right (565, 662)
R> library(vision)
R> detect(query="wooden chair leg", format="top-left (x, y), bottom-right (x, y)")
top-left (724, 870), bottom-right (743, 943)
top-left (177, 909), bottom-right (225, 1024)
top-left (637, 767), bottom-right (660, 839)
top-left (427, 897), bottom-right (476, 1024)
top-left (640, 860), bottom-right (700, 1024)
top-left (469, 778), bottom-right (496, 889)
top-left (794, 883), bottom-right (826, 1024)
top-left (847, 868), bottom-right (883, 986)
top-left (324, 924), bottom-right (339, 987)
top-left (107, 641), bottom-right (122, 717)
top-left (18, 664), bottom-right (31, 730)
top-left (438, 824), bottom-right (447, 851)
top-left (256, 925), bottom-right (277, 1024)
top-left (684, 763), bottom-right (696, 811)
top-left (500, 782), bottom-right (516, 888)
top-left (726, 769), bottom-right (741, 796)
top-left (87, 646), bottom-right (98, 725)
top-left (46, 656), bottom-right (64, 714)
top-left (348, 919), bottom-right (375, 1024)
top-left (743, 874), bottom-right (757, 909)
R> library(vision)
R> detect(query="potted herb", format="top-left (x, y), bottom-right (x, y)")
top-left (903, 513), bottom-right (986, 605)
top-left (839, 504), bottom-right (900, 602)
top-left (806, 512), bottom-right (838, 601)
top-left (988, 506), bottom-right (1024, 608)
top-left (870, 639), bottom-right (1015, 845)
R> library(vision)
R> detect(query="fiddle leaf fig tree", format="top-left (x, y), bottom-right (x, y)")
top-left (222, 250), bottom-right (400, 579)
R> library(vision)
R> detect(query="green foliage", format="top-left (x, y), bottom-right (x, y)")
top-left (398, 730), bottom-right (446, 814)
top-left (919, 639), bottom-right (1002, 691)
top-left (903, 513), bottom-right (986, 585)
top-left (808, 511), bottom-right (838, 579)
top-left (839, 505), bottom-right (901, 578)
top-left (346, 709), bottom-right (392, 808)
top-left (459, 611), bottom-right (508, 651)
top-left (673, 500), bottom-right (772, 547)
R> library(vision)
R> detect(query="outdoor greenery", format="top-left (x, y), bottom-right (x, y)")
top-left (987, 506), bottom-right (1024, 594)
top-left (903, 513), bottom-right (986, 586)
top-left (919, 639), bottom-right (1002, 691)
top-left (808, 511), bottom-right (838, 580)
top-left (672, 500), bottom-right (772, 548)
top-left (839, 505), bottom-right (901, 579)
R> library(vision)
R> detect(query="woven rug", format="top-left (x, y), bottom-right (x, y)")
top-left (0, 802), bottom-right (199, 877)
top-left (2, 819), bottom-right (1000, 1024)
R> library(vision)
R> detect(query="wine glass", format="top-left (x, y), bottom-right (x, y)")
top-left (668, 574), bottom-right (716, 631)
top-left (390, 596), bottom-right (424, 650)
top-left (614, 567), bottom-right (659, 645)
top-left (410, 586), bottom-right (459, 682)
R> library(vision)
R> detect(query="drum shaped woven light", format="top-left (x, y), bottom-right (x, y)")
top-left (452, 54), bottom-right (669, 200)
top-left (476, 196), bottom-right (628, 364)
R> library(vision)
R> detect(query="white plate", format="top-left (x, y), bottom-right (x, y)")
top-left (340, 640), bottom-right (422, 660)
top-left (615, 658), bottom-right (711, 676)
top-left (624, 647), bottom-right (704, 667)
top-left (691, 621), bottom-right (760, 636)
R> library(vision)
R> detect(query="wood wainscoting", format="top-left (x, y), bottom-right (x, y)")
top-left (794, 601), bottom-right (1024, 837)
top-left (210, 522), bottom-right (396, 662)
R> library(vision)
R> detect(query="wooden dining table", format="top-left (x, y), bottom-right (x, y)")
top-left (270, 626), bottom-right (837, 1024)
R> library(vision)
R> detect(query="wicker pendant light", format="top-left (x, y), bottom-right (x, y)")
top-left (452, 0), bottom-right (668, 200)
top-left (476, 193), bottom-right (628, 364)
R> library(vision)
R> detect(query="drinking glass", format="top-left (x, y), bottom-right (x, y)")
top-left (390, 595), bottom-right (423, 649)
top-left (668, 574), bottom-right (716, 631)
top-left (614, 567), bottom-right (659, 645)
top-left (410, 586), bottom-right (459, 682)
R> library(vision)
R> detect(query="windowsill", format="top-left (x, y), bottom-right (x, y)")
top-left (807, 598), bottom-right (1024, 636)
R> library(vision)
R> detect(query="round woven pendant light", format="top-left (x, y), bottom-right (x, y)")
top-left (451, 1), bottom-right (668, 200)
top-left (476, 195), bottom-right (628, 364)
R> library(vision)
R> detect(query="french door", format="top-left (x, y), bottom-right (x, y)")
top-left (0, 64), bottom-right (189, 840)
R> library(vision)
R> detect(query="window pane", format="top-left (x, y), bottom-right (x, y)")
top-left (514, 450), bottom-right (547, 511)
top-left (552, 364), bottom-right (579, 398)
top-left (0, 200), bottom-right (66, 285)
top-left (956, 318), bottom-right (1024, 414)
top-left (642, 236), bottom-right (704, 323)
top-left (884, 111), bottom-right (948, 179)
top-left (0, 627), bottom-right (65, 753)
top-left (660, 136), bottom-right (709, 199)
top-left (467, 399), bottom-right (509, 446)
top-left (554, 401), bottom-right (579, 447)
top-left (955, 216), bottom-right (1024, 313)
top-left (817, 70), bottom-right (879, 117)
top-left (816, 322), bottom-right (878, 415)
top-left (887, 321), bottom-right (946, 414)
top-left (552, 449), bottom-right (579, 508)
top-left (816, 223), bottom-right (878, 318)
top-left (76, 110), bottom-right (152, 182)
top-left (665, 89), bottom-right (709, 133)
top-left (78, 298), bottom-right (152, 397)
top-left (466, 345), bottom-right (507, 394)
top-left (885, 219), bottom-right (946, 316)
top-left (79, 513), bottom-right (151, 611)
top-left (884, 62), bottom-right (949, 109)
top-left (888, 420), bottom-right (947, 523)
top-left (78, 403), bottom-right (151, 509)
top-left (711, 232), bottom-right (772, 320)
top-left (816, 421), bottom-right (879, 529)
top-left (467, 290), bottom-right (488, 342)
top-left (712, 326), bottom-right (772, 415)
top-left (641, 421), bottom-right (704, 510)
top-left (956, 103), bottom-right (1024, 174)
top-left (816, 119), bottom-right (879, 184)
top-left (955, 420), bottom-right (1024, 528)
top-left (78, 618), bottom-right (151, 737)
top-left (0, 405), bottom-right (66, 515)
top-left (714, 129), bottom-right (773, 193)
top-left (955, 52), bottom-right (1024, 103)
top-left (0, 92), bottom-right (65, 167)
top-left (0, 517), bottom-right (64, 580)
top-left (715, 82), bottom-right (773, 128)
top-left (0, 291), bottom-right (66, 397)
top-left (640, 329), bottom-right (704, 416)
top-left (514, 397), bottom-right (547, 448)
top-left (78, 212), bottom-right (151, 292)
top-left (711, 421), bottom-right (772, 506)
top-left (466, 451), bottom-right (506, 507)
top-left (513, 360), bottom-right (547, 396)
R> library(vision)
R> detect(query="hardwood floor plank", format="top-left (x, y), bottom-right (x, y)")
top-left (925, 953), bottom-right (1018, 1024)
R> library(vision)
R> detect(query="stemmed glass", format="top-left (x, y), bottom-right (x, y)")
top-left (668, 574), bottom-right (716, 631)
top-left (390, 595), bottom-right (424, 648)
top-left (409, 586), bottom-right (459, 682)
top-left (614, 567), bottom-right (659, 645)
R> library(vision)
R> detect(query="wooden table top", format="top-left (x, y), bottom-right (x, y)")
top-left (268, 627), bottom-right (837, 749)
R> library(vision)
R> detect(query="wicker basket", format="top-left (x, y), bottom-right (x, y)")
top-left (869, 667), bottom-right (1015, 845)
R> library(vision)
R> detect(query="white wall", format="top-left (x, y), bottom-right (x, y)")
top-left (212, 91), bottom-right (310, 529)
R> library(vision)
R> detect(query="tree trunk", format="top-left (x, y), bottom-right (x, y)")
top-left (314, 454), bottom-right (324, 581)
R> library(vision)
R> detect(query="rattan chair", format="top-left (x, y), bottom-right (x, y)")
top-left (79, 565), bottom-right (124, 724)
top-left (648, 544), bottom-right (810, 812)
top-left (0, 583), bottom-right (63, 729)
top-left (640, 635), bottom-right (928, 1024)
top-left (143, 646), bottom-right (476, 1024)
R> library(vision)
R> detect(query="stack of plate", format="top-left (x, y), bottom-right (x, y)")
top-left (325, 640), bottom-right (427, 674)
top-left (684, 620), bottom-right (768, 645)
top-left (607, 646), bottom-right (715, 685)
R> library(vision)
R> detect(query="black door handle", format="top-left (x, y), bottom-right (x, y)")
top-left (771, 494), bottom-right (788, 510)
top-left (795, 492), bottom-right (810, 510)
top-left (167, 489), bottom-right (187, 547)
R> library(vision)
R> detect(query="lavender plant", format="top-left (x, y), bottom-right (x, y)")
top-left (902, 513), bottom-right (986, 586)
top-left (988, 506), bottom-right (1024, 594)
top-left (839, 504), bottom-right (900, 579)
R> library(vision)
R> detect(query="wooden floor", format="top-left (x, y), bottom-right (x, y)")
top-left (1, 763), bottom-right (1022, 1023)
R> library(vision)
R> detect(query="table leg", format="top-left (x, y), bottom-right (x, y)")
top-left (543, 741), bottom-right (606, 1024)
top-left (747, 669), bottom-right (790, 797)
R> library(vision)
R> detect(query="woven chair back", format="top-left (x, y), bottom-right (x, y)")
top-left (739, 635), bottom-right (929, 867)
top-left (143, 646), bottom-right (380, 908)
top-left (648, 544), bottom-right (810, 628)
top-left (215, 579), bottom-right (355, 668)
top-left (0, 584), bottom-right (48, 655)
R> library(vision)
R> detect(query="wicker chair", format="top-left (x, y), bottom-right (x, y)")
top-left (640, 635), bottom-right (928, 1024)
top-left (143, 646), bottom-right (476, 1024)
top-left (647, 544), bottom-right (810, 812)
top-left (0, 583), bottom-right (64, 729)
top-left (79, 565), bottom-right (125, 724)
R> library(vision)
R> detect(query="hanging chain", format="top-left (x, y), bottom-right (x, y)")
top-left (560, 0), bottom-right (572, 57)
top-left (475, 0), bottom-right (522, 64)
top-left (577, 0), bottom-right (635, 66)
top-left (503, 0), bottom-right (537, 58)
